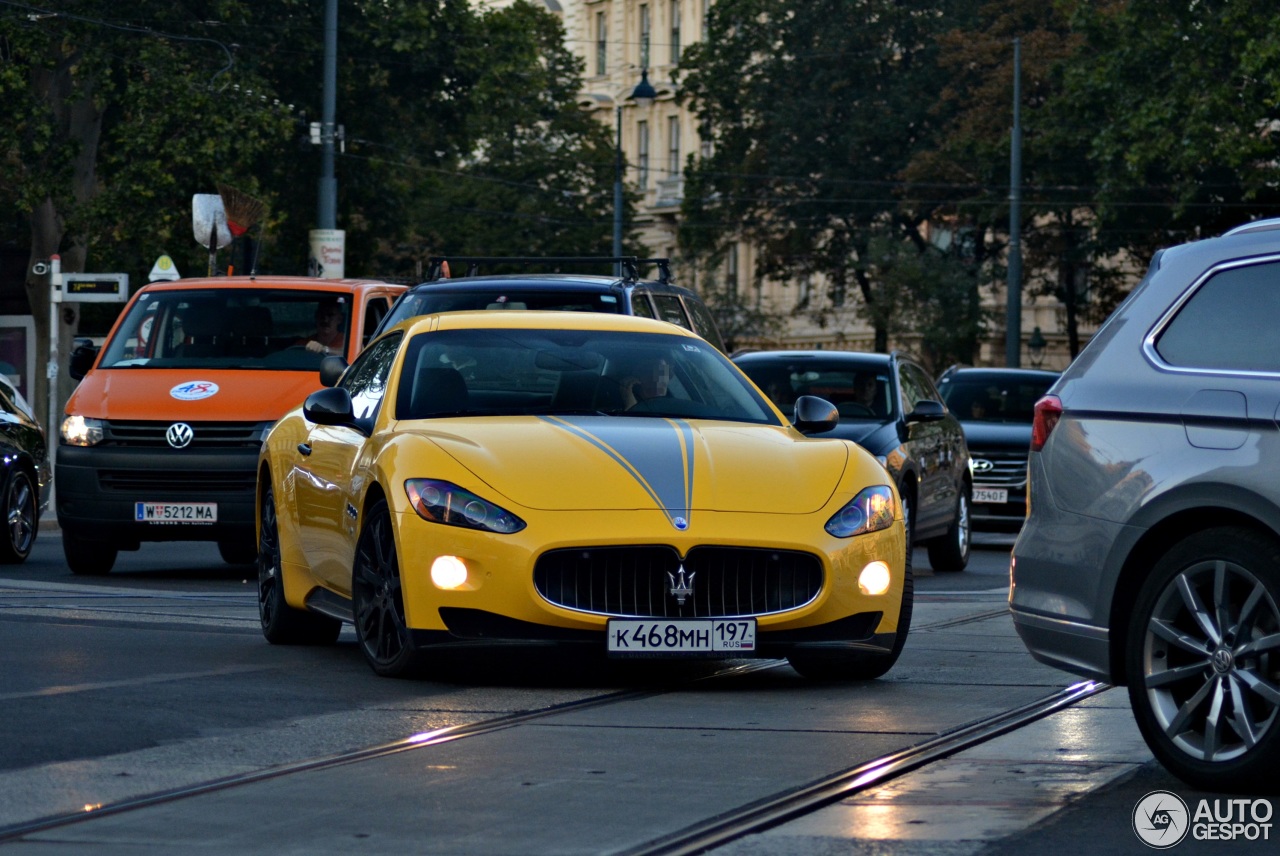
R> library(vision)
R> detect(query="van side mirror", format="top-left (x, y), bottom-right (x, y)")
top-left (68, 344), bottom-right (99, 381)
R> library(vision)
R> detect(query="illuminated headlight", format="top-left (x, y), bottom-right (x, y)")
top-left (825, 485), bottom-right (895, 538)
top-left (404, 479), bottom-right (525, 534)
top-left (858, 561), bottom-right (892, 595)
top-left (61, 415), bottom-right (105, 447)
top-left (431, 555), bottom-right (468, 589)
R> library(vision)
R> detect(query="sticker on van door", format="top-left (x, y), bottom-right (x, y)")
top-left (170, 381), bottom-right (220, 400)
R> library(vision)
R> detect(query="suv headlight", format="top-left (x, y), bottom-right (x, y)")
top-left (825, 485), bottom-right (895, 538)
top-left (405, 479), bottom-right (526, 534)
top-left (61, 415), bottom-right (105, 447)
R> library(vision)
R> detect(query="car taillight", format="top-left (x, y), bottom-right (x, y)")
top-left (1030, 394), bottom-right (1063, 452)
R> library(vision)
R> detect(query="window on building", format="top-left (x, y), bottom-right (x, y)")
top-left (640, 4), bottom-right (651, 68)
top-left (698, 119), bottom-right (713, 160)
top-left (637, 120), bottom-right (650, 190)
top-left (595, 12), bottom-right (608, 76)
top-left (796, 273), bottom-right (812, 311)
top-left (701, 0), bottom-right (710, 41)
top-left (726, 244), bottom-right (739, 301)
top-left (671, 1), bottom-right (681, 64)
top-left (667, 116), bottom-right (680, 178)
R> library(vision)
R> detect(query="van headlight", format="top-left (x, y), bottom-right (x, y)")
top-left (61, 415), bottom-right (105, 447)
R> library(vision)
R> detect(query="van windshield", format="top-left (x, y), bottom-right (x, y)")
top-left (98, 289), bottom-right (351, 370)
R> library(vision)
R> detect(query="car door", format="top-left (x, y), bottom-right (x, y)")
top-left (898, 361), bottom-right (957, 535)
top-left (296, 333), bottom-right (402, 590)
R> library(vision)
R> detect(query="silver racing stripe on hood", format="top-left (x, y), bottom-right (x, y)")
top-left (540, 415), bottom-right (694, 529)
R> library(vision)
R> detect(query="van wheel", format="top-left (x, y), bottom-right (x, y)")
top-left (218, 538), bottom-right (258, 565)
top-left (63, 528), bottom-right (117, 576)
top-left (1125, 527), bottom-right (1280, 792)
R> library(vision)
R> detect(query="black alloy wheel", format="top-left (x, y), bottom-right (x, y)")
top-left (0, 467), bottom-right (36, 564)
top-left (353, 497), bottom-right (429, 678)
top-left (258, 483), bottom-right (340, 645)
top-left (1125, 527), bottom-right (1280, 792)
top-left (787, 565), bottom-right (914, 681)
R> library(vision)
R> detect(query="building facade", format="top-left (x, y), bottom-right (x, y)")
top-left (557, 0), bottom-right (1086, 370)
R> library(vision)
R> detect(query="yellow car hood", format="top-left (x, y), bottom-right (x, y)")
top-left (402, 415), bottom-right (847, 516)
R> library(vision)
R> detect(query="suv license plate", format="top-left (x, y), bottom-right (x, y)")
top-left (135, 502), bottom-right (218, 523)
top-left (607, 619), bottom-right (756, 657)
top-left (973, 486), bottom-right (1008, 504)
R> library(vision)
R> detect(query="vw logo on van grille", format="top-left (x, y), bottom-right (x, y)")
top-left (166, 422), bottom-right (194, 449)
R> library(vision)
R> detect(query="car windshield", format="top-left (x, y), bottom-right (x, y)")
top-left (395, 328), bottom-right (780, 424)
top-left (939, 376), bottom-right (1056, 423)
top-left (738, 361), bottom-right (893, 420)
top-left (382, 289), bottom-right (623, 333)
top-left (97, 289), bottom-right (352, 371)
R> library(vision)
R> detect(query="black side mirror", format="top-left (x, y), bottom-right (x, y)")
top-left (304, 387), bottom-right (357, 428)
top-left (319, 354), bottom-right (348, 388)
top-left (906, 399), bottom-right (947, 423)
top-left (792, 395), bottom-right (839, 435)
top-left (68, 345), bottom-right (99, 381)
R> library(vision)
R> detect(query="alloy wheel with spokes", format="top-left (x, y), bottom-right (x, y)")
top-left (353, 497), bottom-right (428, 677)
top-left (1127, 527), bottom-right (1280, 791)
top-left (258, 482), bottom-right (340, 645)
top-left (0, 467), bottom-right (36, 563)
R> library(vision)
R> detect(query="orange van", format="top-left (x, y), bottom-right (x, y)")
top-left (56, 276), bottom-right (405, 574)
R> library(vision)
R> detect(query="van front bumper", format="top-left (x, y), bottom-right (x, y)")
top-left (56, 444), bottom-right (259, 545)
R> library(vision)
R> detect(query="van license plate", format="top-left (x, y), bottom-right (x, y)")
top-left (135, 502), bottom-right (218, 523)
top-left (607, 619), bottom-right (756, 657)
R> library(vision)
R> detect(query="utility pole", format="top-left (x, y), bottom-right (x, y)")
top-left (318, 0), bottom-right (338, 229)
top-left (1005, 38), bottom-right (1023, 368)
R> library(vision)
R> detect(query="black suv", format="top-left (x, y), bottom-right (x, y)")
top-left (936, 366), bottom-right (1059, 531)
top-left (373, 256), bottom-right (726, 352)
top-left (734, 350), bottom-right (971, 572)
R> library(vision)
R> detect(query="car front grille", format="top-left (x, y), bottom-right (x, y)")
top-left (98, 470), bottom-right (257, 493)
top-left (103, 421), bottom-right (264, 448)
top-left (970, 450), bottom-right (1029, 487)
top-left (533, 546), bottom-right (823, 618)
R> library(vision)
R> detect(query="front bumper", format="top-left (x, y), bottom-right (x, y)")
top-left (56, 444), bottom-right (259, 544)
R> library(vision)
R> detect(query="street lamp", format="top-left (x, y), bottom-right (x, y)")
top-left (1027, 326), bottom-right (1047, 368)
top-left (613, 69), bottom-right (658, 265)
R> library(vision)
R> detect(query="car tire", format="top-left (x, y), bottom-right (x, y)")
top-left (926, 488), bottom-right (970, 573)
top-left (258, 484), bottom-right (341, 645)
top-left (787, 564), bottom-right (913, 681)
top-left (1125, 526), bottom-right (1280, 793)
top-left (218, 538), bottom-right (258, 565)
top-left (0, 467), bottom-right (37, 564)
top-left (352, 497), bottom-right (429, 678)
top-left (62, 527), bottom-right (117, 576)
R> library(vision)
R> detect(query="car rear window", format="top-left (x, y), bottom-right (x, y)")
top-left (1155, 260), bottom-right (1280, 372)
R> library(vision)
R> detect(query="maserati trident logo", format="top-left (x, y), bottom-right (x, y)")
top-left (166, 422), bottom-right (194, 449)
top-left (667, 566), bottom-right (696, 606)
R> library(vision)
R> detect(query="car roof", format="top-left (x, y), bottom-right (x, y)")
top-left (940, 367), bottom-right (1060, 380)
top-left (404, 273), bottom-right (701, 299)
top-left (390, 309), bottom-right (708, 338)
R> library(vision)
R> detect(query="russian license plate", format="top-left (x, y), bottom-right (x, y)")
top-left (607, 619), bottom-right (757, 656)
top-left (135, 502), bottom-right (218, 523)
top-left (972, 486), bottom-right (1009, 504)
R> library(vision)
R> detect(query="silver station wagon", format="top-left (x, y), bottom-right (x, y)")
top-left (1012, 218), bottom-right (1280, 792)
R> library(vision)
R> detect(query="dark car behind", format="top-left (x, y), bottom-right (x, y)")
top-left (935, 367), bottom-right (1059, 531)
top-left (734, 350), bottom-right (971, 573)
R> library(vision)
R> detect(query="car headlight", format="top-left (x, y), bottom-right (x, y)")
top-left (404, 479), bottom-right (526, 534)
top-left (825, 485), bottom-right (895, 538)
top-left (61, 415), bottom-right (105, 447)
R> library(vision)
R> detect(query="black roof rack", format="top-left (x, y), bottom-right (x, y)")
top-left (426, 256), bottom-right (672, 285)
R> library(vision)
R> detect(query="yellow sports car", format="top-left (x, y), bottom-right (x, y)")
top-left (256, 311), bottom-right (910, 680)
